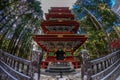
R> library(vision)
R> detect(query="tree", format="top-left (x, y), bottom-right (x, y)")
top-left (72, 0), bottom-right (120, 58)
top-left (0, 0), bottom-right (43, 60)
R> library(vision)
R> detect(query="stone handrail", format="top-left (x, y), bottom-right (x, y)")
top-left (0, 50), bottom-right (32, 80)
top-left (1, 49), bottom-right (120, 80)
top-left (91, 50), bottom-right (120, 80)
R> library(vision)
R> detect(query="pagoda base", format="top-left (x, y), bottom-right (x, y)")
top-left (41, 61), bottom-right (81, 69)
top-left (46, 62), bottom-right (75, 73)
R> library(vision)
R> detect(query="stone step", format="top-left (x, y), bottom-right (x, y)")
top-left (46, 69), bottom-right (75, 73)
top-left (49, 67), bottom-right (71, 70)
top-left (46, 62), bottom-right (74, 73)
top-left (49, 65), bottom-right (71, 68)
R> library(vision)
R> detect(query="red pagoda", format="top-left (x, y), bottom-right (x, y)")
top-left (33, 7), bottom-right (87, 73)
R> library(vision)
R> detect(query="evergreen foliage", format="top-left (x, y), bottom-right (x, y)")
top-left (72, 0), bottom-right (120, 59)
top-left (0, 0), bottom-right (43, 60)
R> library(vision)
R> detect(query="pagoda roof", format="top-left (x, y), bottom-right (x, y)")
top-left (45, 13), bottom-right (74, 20)
top-left (50, 7), bottom-right (69, 10)
top-left (41, 20), bottom-right (79, 34)
top-left (48, 9), bottom-right (71, 13)
top-left (33, 34), bottom-right (87, 51)
top-left (41, 20), bottom-right (79, 26)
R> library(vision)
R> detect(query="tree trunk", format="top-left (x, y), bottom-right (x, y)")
top-left (12, 27), bottom-right (27, 55)
top-left (0, 18), bottom-right (18, 49)
top-left (89, 16), bottom-right (99, 30)
top-left (84, 7), bottom-right (112, 52)
top-left (0, 28), bottom-right (10, 49)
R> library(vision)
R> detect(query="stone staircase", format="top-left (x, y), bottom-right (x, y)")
top-left (46, 62), bottom-right (75, 73)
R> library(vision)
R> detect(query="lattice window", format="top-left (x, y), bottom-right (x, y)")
top-left (49, 52), bottom-right (55, 56)
top-left (66, 52), bottom-right (72, 56)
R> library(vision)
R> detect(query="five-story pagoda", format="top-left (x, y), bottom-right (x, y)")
top-left (33, 7), bottom-right (87, 73)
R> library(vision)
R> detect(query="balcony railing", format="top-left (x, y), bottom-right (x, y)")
top-left (0, 49), bottom-right (120, 80)
top-left (91, 50), bottom-right (120, 80)
top-left (0, 50), bottom-right (32, 80)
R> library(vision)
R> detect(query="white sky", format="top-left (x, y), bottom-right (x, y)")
top-left (40, 0), bottom-right (77, 13)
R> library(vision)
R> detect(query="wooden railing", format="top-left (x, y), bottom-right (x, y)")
top-left (91, 50), bottom-right (120, 80)
top-left (0, 50), bottom-right (32, 80)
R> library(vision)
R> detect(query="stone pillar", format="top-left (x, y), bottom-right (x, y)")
top-left (31, 50), bottom-right (43, 80)
top-left (38, 50), bottom-right (44, 80)
top-left (78, 49), bottom-right (92, 80)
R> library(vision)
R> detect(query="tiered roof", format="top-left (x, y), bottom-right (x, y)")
top-left (33, 7), bottom-right (87, 52)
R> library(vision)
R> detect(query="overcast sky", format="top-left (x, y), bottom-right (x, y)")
top-left (40, 0), bottom-right (77, 13)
